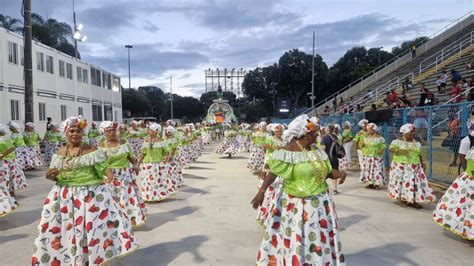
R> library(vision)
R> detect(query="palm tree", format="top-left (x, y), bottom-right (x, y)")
top-left (0, 14), bottom-right (23, 33)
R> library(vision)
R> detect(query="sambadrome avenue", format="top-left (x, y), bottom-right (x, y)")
top-left (0, 1), bottom-right (473, 265)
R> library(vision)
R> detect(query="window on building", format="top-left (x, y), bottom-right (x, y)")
top-left (36, 51), bottom-right (44, 71)
top-left (66, 63), bottom-right (73, 79)
top-left (112, 76), bottom-right (121, 92)
top-left (77, 66), bottom-right (83, 82)
top-left (8, 41), bottom-right (18, 64)
top-left (114, 110), bottom-right (118, 121)
top-left (46, 55), bottom-right (54, 74)
top-left (10, 100), bottom-right (20, 120)
top-left (20, 45), bottom-right (24, 66)
top-left (102, 72), bottom-right (112, 90)
top-left (78, 106), bottom-right (83, 116)
top-left (91, 67), bottom-right (102, 87)
top-left (61, 105), bottom-right (67, 121)
top-left (39, 102), bottom-right (46, 121)
top-left (82, 69), bottom-right (89, 84)
top-left (104, 105), bottom-right (113, 121)
top-left (92, 104), bottom-right (103, 121)
top-left (59, 60), bottom-right (65, 77)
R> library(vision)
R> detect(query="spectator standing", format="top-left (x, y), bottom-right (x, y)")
top-left (419, 84), bottom-right (428, 106)
top-left (440, 71), bottom-right (448, 93)
top-left (445, 114), bottom-right (461, 167)
top-left (451, 82), bottom-right (463, 103)
top-left (388, 89), bottom-right (398, 104)
top-left (332, 97), bottom-right (337, 112)
top-left (323, 106), bottom-right (330, 116)
top-left (436, 75), bottom-right (443, 94)
top-left (411, 44), bottom-right (417, 58)
top-left (400, 90), bottom-right (412, 106)
top-left (468, 80), bottom-right (474, 101)
top-left (370, 104), bottom-right (377, 111)
top-left (320, 125), bottom-right (343, 194)
top-left (46, 117), bottom-right (52, 132)
top-left (451, 69), bottom-right (462, 84)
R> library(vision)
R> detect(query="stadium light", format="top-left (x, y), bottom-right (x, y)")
top-left (76, 23), bottom-right (84, 31)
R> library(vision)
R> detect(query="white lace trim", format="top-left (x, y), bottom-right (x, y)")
top-left (142, 140), bottom-right (167, 149)
top-left (364, 136), bottom-right (385, 144)
top-left (50, 149), bottom-right (106, 169)
top-left (465, 149), bottom-right (474, 160)
top-left (271, 148), bottom-right (328, 163)
top-left (391, 139), bottom-right (421, 149)
top-left (98, 143), bottom-right (131, 156)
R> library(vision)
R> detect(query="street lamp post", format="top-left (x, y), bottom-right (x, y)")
top-left (311, 30), bottom-right (315, 110)
top-left (170, 76), bottom-right (174, 120)
top-left (125, 45), bottom-right (133, 89)
top-left (377, 46), bottom-right (383, 65)
top-left (72, 0), bottom-right (86, 58)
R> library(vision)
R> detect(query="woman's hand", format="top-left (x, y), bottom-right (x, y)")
top-left (46, 168), bottom-right (60, 181)
top-left (103, 169), bottom-right (114, 184)
top-left (331, 170), bottom-right (347, 184)
top-left (251, 191), bottom-right (265, 209)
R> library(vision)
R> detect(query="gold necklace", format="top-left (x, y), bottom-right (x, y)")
top-left (296, 141), bottom-right (327, 184)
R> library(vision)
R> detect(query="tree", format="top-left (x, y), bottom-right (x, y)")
top-left (240, 103), bottom-right (269, 122)
top-left (173, 96), bottom-right (205, 121)
top-left (0, 15), bottom-right (22, 32)
top-left (200, 91), bottom-right (236, 107)
top-left (138, 86), bottom-right (167, 119)
top-left (122, 88), bottom-right (152, 117)
top-left (391, 36), bottom-right (430, 57)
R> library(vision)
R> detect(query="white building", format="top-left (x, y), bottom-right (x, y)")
top-left (0, 27), bottom-right (122, 136)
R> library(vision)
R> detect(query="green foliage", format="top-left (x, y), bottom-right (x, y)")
top-left (240, 102), bottom-right (269, 122)
top-left (122, 88), bottom-right (152, 117)
top-left (200, 91), bottom-right (237, 107)
top-left (0, 15), bottom-right (22, 32)
top-left (391, 36), bottom-right (430, 57)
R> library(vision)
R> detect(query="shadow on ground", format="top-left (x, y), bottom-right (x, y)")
top-left (0, 233), bottom-right (29, 245)
top-left (183, 174), bottom-right (208, 180)
top-left (0, 208), bottom-right (41, 231)
top-left (137, 206), bottom-right (200, 232)
top-left (114, 235), bottom-right (209, 265)
top-left (345, 243), bottom-right (419, 266)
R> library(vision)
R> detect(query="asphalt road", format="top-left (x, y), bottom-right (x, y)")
top-left (0, 142), bottom-right (472, 265)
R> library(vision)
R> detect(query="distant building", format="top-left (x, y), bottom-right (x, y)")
top-left (0, 27), bottom-right (122, 135)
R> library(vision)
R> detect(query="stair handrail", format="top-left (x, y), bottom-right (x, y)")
top-left (419, 31), bottom-right (474, 73)
top-left (314, 10), bottom-right (473, 111)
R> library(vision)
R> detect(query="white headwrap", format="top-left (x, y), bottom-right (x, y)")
top-left (271, 124), bottom-right (283, 132)
top-left (287, 114), bottom-right (311, 142)
top-left (467, 119), bottom-right (474, 136)
top-left (399, 124), bottom-right (416, 134)
top-left (367, 123), bottom-right (378, 131)
top-left (61, 116), bottom-right (87, 135)
top-left (148, 123), bottom-right (162, 133)
top-left (99, 121), bottom-right (115, 134)
top-left (334, 124), bottom-right (341, 131)
top-left (266, 124), bottom-right (273, 132)
top-left (309, 117), bottom-right (320, 126)
top-left (166, 119), bottom-right (176, 127)
top-left (131, 120), bottom-right (139, 126)
top-left (258, 121), bottom-right (267, 129)
top-left (343, 121), bottom-right (352, 128)
top-left (166, 126), bottom-right (176, 134)
top-left (282, 130), bottom-right (290, 144)
top-left (358, 119), bottom-right (369, 127)
top-left (25, 122), bottom-right (35, 129)
top-left (7, 121), bottom-right (21, 131)
top-left (0, 124), bottom-right (8, 134)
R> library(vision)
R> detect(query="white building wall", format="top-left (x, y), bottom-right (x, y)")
top-left (0, 28), bottom-right (122, 136)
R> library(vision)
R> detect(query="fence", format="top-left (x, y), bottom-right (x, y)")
top-left (318, 101), bottom-right (473, 186)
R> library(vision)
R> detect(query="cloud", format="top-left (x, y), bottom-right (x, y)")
top-left (143, 20), bottom-right (159, 33)
top-left (179, 73), bottom-right (191, 79)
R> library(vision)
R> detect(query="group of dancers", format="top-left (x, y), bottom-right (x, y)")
top-left (0, 116), bottom-right (214, 265)
top-left (211, 115), bottom-right (472, 265)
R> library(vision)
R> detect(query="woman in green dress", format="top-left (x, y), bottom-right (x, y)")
top-left (8, 121), bottom-right (28, 170)
top-left (43, 123), bottom-right (62, 164)
top-left (138, 123), bottom-right (176, 202)
top-left (99, 121), bottom-right (147, 227)
top-left (252, 114), bottom-right (346, 265)
top-left (388, 124), bottom-right (436, 208)
top-left (23, 122), bottom-right (44, 169)
top-left (359, 123), bottom-right (386, 189)
top-left (354, 119), bottom-right (368, 172)
top-left (0, 124), bottom-right (19, 216)
top-left (87, 122), bottom-right (100, 147)
top-left (32, 116), bottom-right (138, 265)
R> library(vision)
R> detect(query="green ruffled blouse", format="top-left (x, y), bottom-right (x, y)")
top-left (267, 149), bottom-right (332, 198)
top-left (224, 130), bottom-right (237, 139)
top-left (99, 143), bottom-right (133, 169)
top-left (50, 150), bottom-right (107, 187)
top-left (128, 129), bottom-right (144, 139)
top-left (87, 128), bottom-right (100, 139)
top-left (251, 131), bottom-right (268, 146)
top-left (362, 136), bottom-right (386, 157)
top-left (341, 129), bottom-right (353, 143)
top-left (354, 130), bottom-right (367, 146)
top-left (390, 139), bottom-right (421, 164)
top-left (45, 131), bottom-right (62, 143)
top-left (264, 136), bottom-right (285, 154)
top-left (0, 137), bottom-right (16, 160)
top-left (141, 140), bottom-right (168, 163)
top-left (10, 133), bottom-right (26, 147)
top-left (23, 131), bottom-right (41, 146)
top-left (464, 149), bottom-right (474, 176)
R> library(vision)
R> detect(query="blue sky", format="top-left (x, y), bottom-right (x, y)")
top-left (1, 0), bottom-right (472, 97)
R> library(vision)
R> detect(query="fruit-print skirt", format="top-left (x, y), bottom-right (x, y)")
top-left (248, 146), bottom-right (265, 173)
top-left (170, 156), bottom-right (184, 189)
top-left (1, 159), bottom-right (27, 192)
top-left (139, 162), bottom-right (176, 202)
top-left (32, 184), bottom-right (139, 265)
top-left (0, 167), bottom-right (17, 217)
top-left (128, 138), bottom-right (144, 159)
top-left (388, 162), bottom-right (436, 203)
top-left (44, 142), bottom-right (60, 164)
top-left (14, 146), bottom-right (29, 169)
top-left (256, 176), bottom-right (284, 227)
top-left (215, 138), bottom-right (240, 156)
top-left (89, 138), bottom-right (99, 147)
top-left (256, 191), bottom-right (345, 266)
top-left (109, 168), bottom-right (147, 228)
top-left (25, 145), bottom-right (44, 169)
top-left (432, 173), bottom-right (473, 240)
top-left (359, 156), bottom-right (385, 186)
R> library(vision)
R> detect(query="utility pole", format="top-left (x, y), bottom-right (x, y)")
top-left (170, 76), bottom-right (174, 120)
top-left (73, 0), bottom-right (78, 58)
top-left (125, 45), bottom-right (133, 89)
top-left (23, 0), bottom-right (34, 122)
top-left (311, 30), bottom-right (315, 110)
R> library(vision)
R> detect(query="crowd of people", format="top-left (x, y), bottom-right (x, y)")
top-left (0, 116), bottom-right (216, 265)
top-left (0, 112), bottom-right (472, 265)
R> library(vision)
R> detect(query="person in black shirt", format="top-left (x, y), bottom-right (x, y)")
top-left (46, 117), bottom-right (52, 131)
top-left (320, 124), bottom-right (342, 194)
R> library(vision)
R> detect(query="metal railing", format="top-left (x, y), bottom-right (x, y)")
top-left (419, 31), bottom-right (473, 73)
top-left (313, 11), bottom-right (473, 112)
